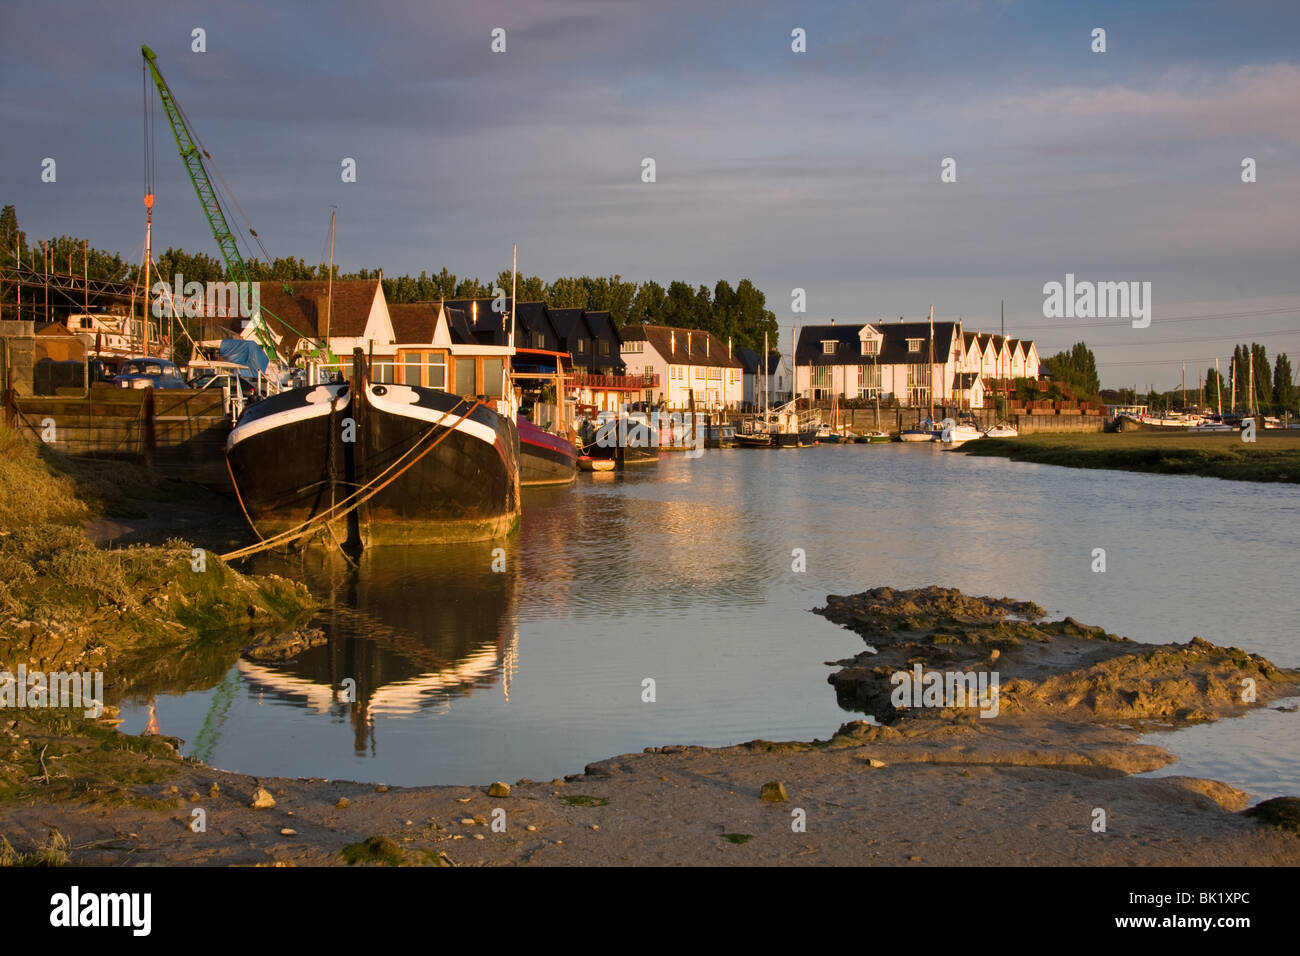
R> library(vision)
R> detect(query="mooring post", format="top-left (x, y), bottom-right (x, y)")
top-left (143, 387), bottom-right (156, 468)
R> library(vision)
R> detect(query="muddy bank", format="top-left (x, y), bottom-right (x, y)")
top-left (817, 586), bottom-right (1296, 727)
top-left (2, 586), bottom-right (1297, 866)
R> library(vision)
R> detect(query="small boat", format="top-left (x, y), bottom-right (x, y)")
top-left (512, 348), bottom-right (579, 486)
top-left (577, 455), bottom-right (614, 472)
top-left (855, 430), bottom-right (891, 443)
top-left (900, 419), bottom-right (936, 442)
top-left (518, 416), bottom-right (579, 485)
top-left (736, 432), bottom-right (774, 448)
top-left (983, 422), bottom-right (1019, 438)
top-left (1188, 422), bottom-right (1234, 433)
top-left (938, 421), bottom-right (984, 445)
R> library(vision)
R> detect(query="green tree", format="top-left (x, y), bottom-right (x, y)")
top-left (1041, 342), bottom-right (1100, 398)
top-left (628, 280), bottom-right (665, 325)
top-left (1274, 353), bottom-right (1295, 415)
top-left (1204, 366), bottom-right (1227, 409)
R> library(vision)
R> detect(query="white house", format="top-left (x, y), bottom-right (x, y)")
top-left (736, 347), bottom-right (791, 409)
top-left (249, 279), bottom-right (396, 370)
top-left (793, 320), bottom-right (1040, 409)
top-left (619, 325), bottom-right (743, 410)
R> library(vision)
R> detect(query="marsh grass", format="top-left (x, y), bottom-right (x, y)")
top-left (962, 431), bottom-right (1300, 483)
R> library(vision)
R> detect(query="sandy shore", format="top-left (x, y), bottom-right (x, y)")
top-left (2, 586), bottom-right (1298, 866)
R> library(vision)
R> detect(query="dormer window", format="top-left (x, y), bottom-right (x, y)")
top-left (907, 339), bottom-right (922, 353)
top-left (822, 341), bottom-right (835, 354)
top-left (861, 339), bottom-right (879, 356)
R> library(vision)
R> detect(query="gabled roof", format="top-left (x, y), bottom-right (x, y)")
top-left (953, 372), bottom-right (983, 389)
top-left (388, 302), bottom-right (440, 346)
top-left (796, 321), bottom-right (959, 365)
top-left (735, 348), bottom-right (785, 376)
top-left (619, 324), bottom-right (742, 368)
top-left (548, 308), bottom-right (587, 344)
top-left (256, 279), bottom-right (380, 349)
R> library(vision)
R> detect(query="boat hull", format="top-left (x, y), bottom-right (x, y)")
top-left (518, 417), bottom-right (578, 486)
top-left (227, 382), bottom-right (520, 546)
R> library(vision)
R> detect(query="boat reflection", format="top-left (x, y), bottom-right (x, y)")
top-left (243, 543), bottom-right (520, 753)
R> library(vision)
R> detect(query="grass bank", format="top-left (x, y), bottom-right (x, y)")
top-left (960, 430), bottom-right (1300, 483)
top-left (0, 421), bottom-right (317, 688)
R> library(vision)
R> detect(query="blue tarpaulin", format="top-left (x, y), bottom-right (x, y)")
top-left (218, 339), bottom-right (269, 379)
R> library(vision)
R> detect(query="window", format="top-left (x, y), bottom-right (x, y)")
top-left (404, 353), bottom-right (421, 386)
top-left (822, 341), bottom-right (835, 354)
top-left (858, 363), bottom-right (880, 397)
top-left (599, 340), bottom-right (610, 356)
top-left (455, 357), bottom-right (476, 395)
top-left (577, 339), bottom-right (586, 353)
top-left (907, 339), bottom-right (922, 353)
top-left (425, 352), bottom-right (446, 389)
top-left (624, 340), bottom-right (644, 353)
top-left (811, 366), bottom-right (832, 391)
top-left (708, 367), bottom-right (721, 380)
top-left (482, 357), bottom-right (505, 399)
top-left (861, 339), bottom-right (879, 356)
top-left (373, 360), bottom-right (394, 384)
top-left (694, 366), bottom-right (704, 380)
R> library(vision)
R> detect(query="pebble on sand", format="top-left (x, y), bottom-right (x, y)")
top-left (488, 781), bottom-right (511, 797)
top-left (336, 797), bottom-right (350, 809)
top-left (760, 781), bottom-right (789, 803)
top-left (249, 787), bottom-right (276, 810)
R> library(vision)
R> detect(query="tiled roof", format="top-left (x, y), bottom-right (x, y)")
top-left (256, 279), bottom-right (380, 349)
top-left (619, 324), bottom-right (742, 368)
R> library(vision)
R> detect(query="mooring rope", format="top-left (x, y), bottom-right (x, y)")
top-left (220, 397), bottom-right (483, 561)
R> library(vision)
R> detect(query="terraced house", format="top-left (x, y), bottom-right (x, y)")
top-left (793, 319), bottom-right (1039, 409)
top-left (619, 324), bottom-right (743, 410)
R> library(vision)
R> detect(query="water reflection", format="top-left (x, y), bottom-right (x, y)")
top-left (245, 544), bottom-right (520, 754)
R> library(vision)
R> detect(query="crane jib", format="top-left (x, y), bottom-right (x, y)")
top-left (142, 43), bottom-right (334, 370)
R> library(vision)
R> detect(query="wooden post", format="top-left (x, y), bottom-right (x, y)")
top-left (143, 387), bottom-right (157, 468)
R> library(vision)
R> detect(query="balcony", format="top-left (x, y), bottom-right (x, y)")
top-left (570, 370), bottom-right (659, 391)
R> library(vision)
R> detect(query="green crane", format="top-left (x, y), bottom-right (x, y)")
top-left (141, 45), bottom-right (331, 372)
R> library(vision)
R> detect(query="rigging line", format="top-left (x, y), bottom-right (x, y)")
top-left (932, 306), bottom-right (1299, 330)
top-left (1034, 328), bottom-right (1300, 350)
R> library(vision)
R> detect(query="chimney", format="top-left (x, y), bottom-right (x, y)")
top-left (686, 332), bottom-right (691, 356)
top-left (670, 330), bottom-right (675, 352)
top-left (705, 336), bottom-right (710, 357)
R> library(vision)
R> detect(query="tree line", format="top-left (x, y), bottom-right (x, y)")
top-left (0, 205), bottom-right (781, 354)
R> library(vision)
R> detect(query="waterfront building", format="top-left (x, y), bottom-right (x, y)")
top-left (618, 324), bottom-right (743, 411)
top-left (793, 320), bottom-right (1039, 409)
top-left (736, 347), bottom-right (792, 409)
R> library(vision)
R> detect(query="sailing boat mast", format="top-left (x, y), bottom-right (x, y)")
top-left (928, 304), bottom-right (935, 420)
top-left (1215, 357), bottom-right (1223, 418)
top-left (325, 208), bottom-right (335, 342)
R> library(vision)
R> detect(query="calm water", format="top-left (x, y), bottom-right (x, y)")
top-left (120, 445), bottom-right (1300, 799)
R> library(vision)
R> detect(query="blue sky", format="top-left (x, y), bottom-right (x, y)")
top-left (2, 0), bottom-right (1297, 387)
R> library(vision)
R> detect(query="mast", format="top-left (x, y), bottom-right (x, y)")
top-left (928, 304), bottom-right (934, 420)
top-left (325, 208), bottom-right (335, 343)
top-left (1215, 357), bottom-right (1223, 418)
top-left (143, 194), bottom-right (153, 355)
top-left (763, 330), bottom-right (768, 416)
top-left (510, 243), bottom-right (517, 351)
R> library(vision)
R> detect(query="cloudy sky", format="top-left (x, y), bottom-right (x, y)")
top-left (3, 0), bottom-right (1298, 387)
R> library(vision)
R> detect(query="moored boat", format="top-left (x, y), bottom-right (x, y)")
top-left (226, 353), bottom-right (521, 547)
